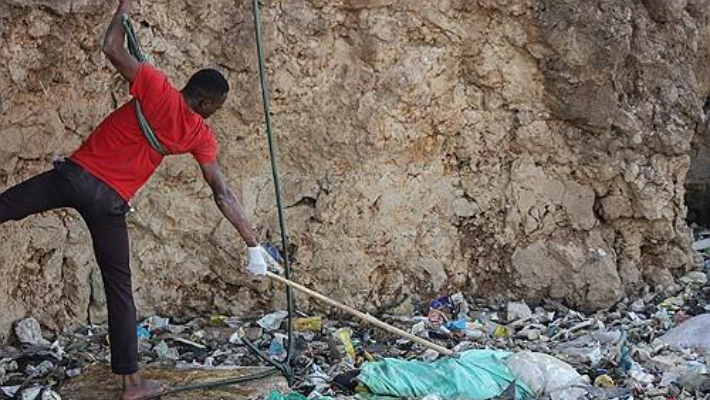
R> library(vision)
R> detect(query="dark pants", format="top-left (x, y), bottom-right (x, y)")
top-left (0, 160), bottom-right (137, 375)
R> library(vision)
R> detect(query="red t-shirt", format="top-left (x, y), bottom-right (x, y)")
top-left (70, 64), bottom-right (218, 201)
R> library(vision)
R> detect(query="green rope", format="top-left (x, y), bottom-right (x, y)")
top-left (120, 15), bottom-right (146, 63)
top-left (138, 368), bottom-right (279, 400)
top-left (120, 15), bottom-right (169, 156)
top-left (252, 0), bottom-right (296, 373)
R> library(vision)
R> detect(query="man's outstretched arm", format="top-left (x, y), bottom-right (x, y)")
top-left (200, 161), bottom-right (259, 247)
top-left (102, 0), bottom-right (139, 82)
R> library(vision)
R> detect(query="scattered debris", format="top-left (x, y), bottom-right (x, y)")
top-left (506, 301), bottom-right (532, 322)
top-left (691, 238), bottom-right (710, 251)
top-left (14, 318), bottom-right (50, 347)
top-left (257, 311), bottom-right (289, 332)
top-left (19, 385), bottom-right (42, 400)
top-left (681, 271), bottom-right (708, 287)
top-left (40, 389), bottom-right (62, 400)
top-left (2, 264), bottom-right (710, 400)
top-left (268, 334), bottom-right (288, 362)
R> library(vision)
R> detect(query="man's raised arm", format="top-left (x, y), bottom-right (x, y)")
top-left (102, 0), bottom-right (140, 82)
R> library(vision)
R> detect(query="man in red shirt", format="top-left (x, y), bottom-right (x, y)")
top-left (0, 1), bottom-right (271, 399)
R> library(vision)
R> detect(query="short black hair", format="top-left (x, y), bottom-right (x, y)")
top-left (184, 69), bottom-right (230, 101)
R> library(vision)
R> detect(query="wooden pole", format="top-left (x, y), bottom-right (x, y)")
top-left (265, 271), bottom-right (455, 356)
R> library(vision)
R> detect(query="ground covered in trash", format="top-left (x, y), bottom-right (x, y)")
top-left (3, 268), bottom-right (710, 400)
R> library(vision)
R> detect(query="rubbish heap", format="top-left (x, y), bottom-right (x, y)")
top-left (3, 267), bottom-right (710, 399)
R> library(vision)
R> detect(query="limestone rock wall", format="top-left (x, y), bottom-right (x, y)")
top-left (1, 0), bottom-right (709, 338)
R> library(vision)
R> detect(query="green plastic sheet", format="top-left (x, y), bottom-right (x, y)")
top-left (267, 350), bottom-right (533, 400)
top-left (358, 350), bottom-right (533, 400)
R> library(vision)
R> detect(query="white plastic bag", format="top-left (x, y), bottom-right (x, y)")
top-left (660, 314), bottom-right (710, 351)
top-left (505, 351), bottom-right (587, 400)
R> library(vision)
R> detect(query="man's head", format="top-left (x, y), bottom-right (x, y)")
top-left (183, 69), bottom-right (230, 119)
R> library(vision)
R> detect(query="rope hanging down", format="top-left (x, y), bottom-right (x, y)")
top-left (121, 15), bottom-right (170, 156)
top-left (251, 0), bottom-right (297, 370)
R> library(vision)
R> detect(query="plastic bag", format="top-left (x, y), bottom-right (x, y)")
top-left (504, 351), bottom-right (587, 400)
top-left (660, 314), bottom-right (710, 351)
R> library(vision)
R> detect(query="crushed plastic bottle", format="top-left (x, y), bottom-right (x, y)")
top-left (335, 328), bottom-right (357, 362)
top-left (411, 321), bottom-right (429, 338)
top-left (294, 317), bottom-right (323, 332)
top-left (444, 318), bottom-right (467, 332)
top-left (268, 334), bottom-right (288, 362)
top-left (594, 374), bottom-right (615, 388)
top-left (629, 362), bottom-right (655, 384)
top-left (136, 325), bottom-right (151, 340)
top-left (257, 311), bottom-right (289, 331)
top-left (209, 315), bottom-right (229, 327)
top-left (492, 325), bottom-right (511, 339)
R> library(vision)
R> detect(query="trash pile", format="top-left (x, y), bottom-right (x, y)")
top-left (3, 268), bottom-right (710, 399)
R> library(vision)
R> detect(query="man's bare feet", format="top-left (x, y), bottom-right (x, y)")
top-left (121, 373), bottom-right (167, 400)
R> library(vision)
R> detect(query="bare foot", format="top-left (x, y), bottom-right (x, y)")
top-left (121, 374), bottom-right (168, 400)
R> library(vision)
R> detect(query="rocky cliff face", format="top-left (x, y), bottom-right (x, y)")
top-left (1, 0), bottom-right (709, 339)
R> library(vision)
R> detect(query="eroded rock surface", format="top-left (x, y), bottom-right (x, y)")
top-left (1, 0), bottom-right (709, 338)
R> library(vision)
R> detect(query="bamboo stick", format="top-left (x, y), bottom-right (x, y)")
top-left (265, 271), bottom-right (455, 356)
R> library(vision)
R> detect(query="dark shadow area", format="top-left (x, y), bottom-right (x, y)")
top-left (686, 97), bottom-right (710, 227)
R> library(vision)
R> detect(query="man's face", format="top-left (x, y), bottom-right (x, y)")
top-left (196, 93), bottom-right (228, 119)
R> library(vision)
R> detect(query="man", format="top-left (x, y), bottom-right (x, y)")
top-left (0, 1), bottom-right (271, 399)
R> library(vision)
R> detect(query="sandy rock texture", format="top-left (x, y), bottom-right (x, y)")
top-left (0, 0), bottom-right (709, 338)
